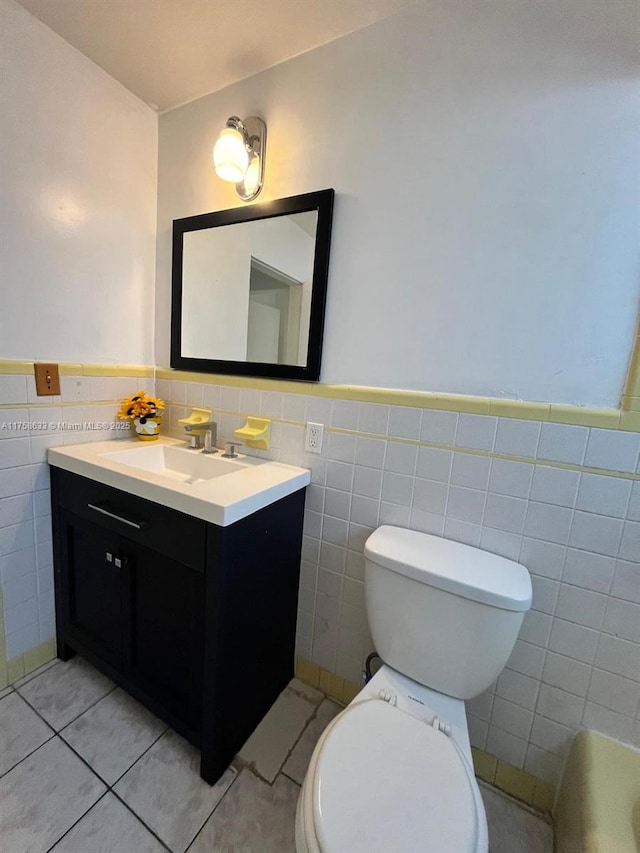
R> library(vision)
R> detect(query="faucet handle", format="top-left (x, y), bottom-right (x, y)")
top-left (201, 429), bottom-right (217, 454)
top-left (222, 442), bottom-right (239, 459)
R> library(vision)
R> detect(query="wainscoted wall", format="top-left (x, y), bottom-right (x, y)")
top-left (2, 361), bottom-right (639, 792)
top-left (155, 374), bottom-right (640, 789)
top-left (0, 366), bottom-right (154, 682)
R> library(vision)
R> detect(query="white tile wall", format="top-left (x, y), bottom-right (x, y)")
top-left (162, 381), bottom-right (640, 786)
top-left (494, 418), bottom-right (541, 458)
top-left (455, 414), bottom-right (497, 451)
top-left (537, 423), bottom-right (589, 466)
top-left (3, 373), bottom-right (640, 788)
top-left (0, 375), bottom-right (152, 660)
top-left (584, 429), bottom-right (640, 473)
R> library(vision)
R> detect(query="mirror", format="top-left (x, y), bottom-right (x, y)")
top-left (171, 189), bottom-right (334, 381)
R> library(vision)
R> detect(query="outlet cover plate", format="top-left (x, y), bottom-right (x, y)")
top-left (305, 422), bottom-right (324, 454)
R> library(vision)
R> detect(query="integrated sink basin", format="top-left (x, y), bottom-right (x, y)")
top-left (104, 444), bottom-right (247, 485)
top-left (47, 437), bottom-right (310, 526)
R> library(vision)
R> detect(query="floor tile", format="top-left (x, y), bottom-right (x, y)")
top-left (480, 783), bottom-right (553, 853)
top-left (12, 658), bottom-right (59, 690)
top-left (0, 686), bottom-right (13, 700)
top-left (114, 729), bottom-right (236, 852)
top-left (188, 769), bottom-right (298, 853)
top-left (0, 691), bottom-right (53, 776)
top-left (238, 685), bottom-right (318, 783)
top-left (17, 657), bottom-right (114, 730)
top-left (287, 678), bottom-right (324, 705)
top-left (0, 736), bottom-right (106, 853)
top-left (282, 698), bottom-right (342, 784)
top-left (61, 687), bottom-right (167, 784)
top-left (50, 792), bottom-right (166, 853)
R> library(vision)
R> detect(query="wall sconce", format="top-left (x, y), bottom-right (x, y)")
top-left (213, 116), bottom-right (266, 201)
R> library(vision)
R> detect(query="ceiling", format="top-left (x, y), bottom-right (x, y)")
top-left (14, 0), bottom-right (419, 112)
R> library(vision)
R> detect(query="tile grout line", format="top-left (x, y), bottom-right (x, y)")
top-left (54, 713), bottom-right (181, 852)
top-left (478, 780), bottom-right (554, 825)
top-left (0, 713), bottom-right (57, 782)
top-left (44, 780), bottom-right (175, 853)
top-left (0, 706), bottom-right (114, 852)
top-left (12, 674), bottom-right (176, 853)
top-left (280, 768), bottom-right (303, 787)
top-left (184, 691), bottom-right (325, 848)
top-left (16, 679), bottom-right (119, 733)
top-left (273, 693), bottom-right (327, 784)
top-left (42, 790), bottom-right (113, 853)
top-left (103, 722), bottom-right (170, 789)
top-left (106, 788), bottom-right (175, 853)
top-left (12, 686), bottom-right (113, 761)
top-left (180, 766), bottom-right (241, 853)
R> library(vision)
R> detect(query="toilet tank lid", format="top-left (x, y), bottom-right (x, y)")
top-left (364, 526), bottom-right (532, 612)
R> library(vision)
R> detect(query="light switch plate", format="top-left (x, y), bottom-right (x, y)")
top-left (34, 363), bottom-right (60, 396)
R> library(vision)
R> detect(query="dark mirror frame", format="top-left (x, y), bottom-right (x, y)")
top-left (171, 188), bottom-right (334, 382)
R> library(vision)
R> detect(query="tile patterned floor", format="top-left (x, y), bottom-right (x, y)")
top-left (0, 657), bottom-right (554, 852)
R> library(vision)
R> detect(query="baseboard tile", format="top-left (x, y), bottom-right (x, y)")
top-left (6, 638), bottom-right (57, 687)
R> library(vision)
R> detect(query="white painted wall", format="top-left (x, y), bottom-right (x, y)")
top-left (0, 0), bottom-right (158, 365)
top-left (156, 0), bottom-right (640, 407)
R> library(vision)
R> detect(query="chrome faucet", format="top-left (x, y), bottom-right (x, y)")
top-left (184, 420), bottom-right (217, 450)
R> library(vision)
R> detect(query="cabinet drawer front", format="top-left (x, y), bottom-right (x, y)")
top-left (53, 469), bottom-right (205, 571)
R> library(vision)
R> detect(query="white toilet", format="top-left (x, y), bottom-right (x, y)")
top-left (295, 525), bottom-right (532, 853)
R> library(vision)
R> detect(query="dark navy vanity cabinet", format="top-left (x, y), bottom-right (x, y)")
top-left (50, 467), bottom-right (305, 784)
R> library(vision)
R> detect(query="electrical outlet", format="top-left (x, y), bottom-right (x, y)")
top-left (304, 422), bottom-right (324, 454)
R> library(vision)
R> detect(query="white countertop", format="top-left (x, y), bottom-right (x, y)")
top-left (48, 437), bottom-right (310, 526)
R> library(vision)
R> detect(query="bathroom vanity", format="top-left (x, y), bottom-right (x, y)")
top-left (48, 438), bottom-right (309, 784)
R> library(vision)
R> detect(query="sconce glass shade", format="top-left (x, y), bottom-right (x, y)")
top-left (213, 127), bottom-right (249, 183)
top-left (213, 116), bottom-right (266, 200)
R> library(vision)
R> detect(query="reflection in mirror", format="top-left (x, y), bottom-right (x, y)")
top-left (171, 189), bottom-right (334, 382)
top-left (248, 257), bottom-right (307, 365)
top-left (182, 211), bottom-right (317, 366)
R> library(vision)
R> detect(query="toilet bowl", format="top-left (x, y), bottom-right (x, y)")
top-left (295, 666), bottom-right (489, 853)
top-left (296, 527), bottom-right (532, 853)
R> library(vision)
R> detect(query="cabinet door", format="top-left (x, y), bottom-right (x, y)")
top-left (125, 542), bottom-right (204, 732)
top-left (59, 511), bottom-right (126, 667)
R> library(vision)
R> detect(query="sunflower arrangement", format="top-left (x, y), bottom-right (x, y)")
top-left (118, 391), bottom-right (165, 438)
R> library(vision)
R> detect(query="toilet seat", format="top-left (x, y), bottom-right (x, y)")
top-left (303, 699), bottom-right (487, 853)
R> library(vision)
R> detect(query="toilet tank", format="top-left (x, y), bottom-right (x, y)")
top-left (364, 527), bottom-right (532, 700)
